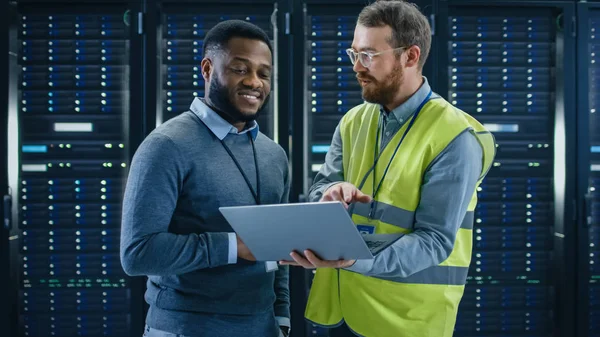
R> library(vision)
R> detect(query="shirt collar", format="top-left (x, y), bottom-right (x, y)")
top-left (189, 97), bottom-right (259, 141)
top-left (381, 76), bottom-right (432, 123)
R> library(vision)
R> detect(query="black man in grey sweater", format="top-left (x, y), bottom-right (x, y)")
top-left (120, 20), bottom-right (290, 337)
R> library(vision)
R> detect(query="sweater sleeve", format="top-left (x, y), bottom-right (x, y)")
top-left (120, 133), bottom-right (231, 276)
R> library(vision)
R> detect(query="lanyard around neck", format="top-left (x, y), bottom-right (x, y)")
top-left (368, 90), bottom-right (432, 218)
top-left (190, 105), bottom-right (261, 205)
top-left (219, 133), bottom-right (261, 205)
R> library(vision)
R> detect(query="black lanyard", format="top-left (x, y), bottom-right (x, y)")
top-left (367, 90), bottom-right (432, 219)
top-left (220, 133), bottom-right (261, 205)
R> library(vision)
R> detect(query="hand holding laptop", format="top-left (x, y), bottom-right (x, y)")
top-left (279, 250), bottom-right (355, 269)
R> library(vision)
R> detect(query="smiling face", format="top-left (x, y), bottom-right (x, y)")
top-left (351, 24), bottom-right (406, 108)
top-left (202, 37), bottom-right (272, 123)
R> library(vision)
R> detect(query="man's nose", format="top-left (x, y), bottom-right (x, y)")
top-left (353, 58), bottom-right (367, 72)
top-left (242, 72), bottom-right (262, 89)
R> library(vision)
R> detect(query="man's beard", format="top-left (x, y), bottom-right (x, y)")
top-left (207, 74), bottom-right (270, 124)
top-left (358, 63), bottom-right (404, 107)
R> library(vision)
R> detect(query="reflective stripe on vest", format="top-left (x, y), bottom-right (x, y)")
top-left (369, 265), bottom-right (469, 285)
top-left (351, 201), bottom-right (475, 230)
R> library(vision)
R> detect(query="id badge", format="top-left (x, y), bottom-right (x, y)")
top-left (356, 224), bottom-right (376, 235)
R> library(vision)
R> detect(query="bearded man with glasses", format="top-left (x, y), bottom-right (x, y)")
top-left (282, 1), bottom-right (496, 336)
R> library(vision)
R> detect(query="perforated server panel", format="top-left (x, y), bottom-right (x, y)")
top-left (447, 7), bottom-right (557, 337)
top-left (159, 4), bottom-right (277, 140)
top-left (14, 6), bottom-right (131, 337)
top-left (303, 6), bottom-right (362, 195)
top-left (588, 10), bottom-right (600, 337)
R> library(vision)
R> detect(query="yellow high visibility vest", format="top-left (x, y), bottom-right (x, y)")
top-left (305, 96), bottom-right (496, 337)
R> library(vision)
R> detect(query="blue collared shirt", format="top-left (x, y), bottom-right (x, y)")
top-left (378, 77), bottom-right (439, 151)
top-left (189, 97), bottom-right (260, 141)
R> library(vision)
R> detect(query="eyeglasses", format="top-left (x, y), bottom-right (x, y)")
top-left (345, 47), bottom-right (408, 68)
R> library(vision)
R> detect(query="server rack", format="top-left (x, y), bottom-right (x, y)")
top-left (301, 4), bottom-right (362, 195)
top-left (155, 0), bottom-right (282, 143)
top-left (577, 3), bottom-right (600, 337)
top-left (437, 1), bottom-right (577, 336)
top-left (6, 1), bottom-right (145, 336)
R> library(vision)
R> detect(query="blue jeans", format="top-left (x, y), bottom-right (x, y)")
top-left (330, 322), bottom-right (360, 337)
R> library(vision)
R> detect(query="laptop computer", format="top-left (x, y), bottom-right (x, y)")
top-left (219, 201), bottom-right (403, 261)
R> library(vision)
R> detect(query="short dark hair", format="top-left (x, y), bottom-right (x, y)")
top-left (357, 0), bottom-right (431, 70)
top-left (202, 20), bottom-right (273, 58)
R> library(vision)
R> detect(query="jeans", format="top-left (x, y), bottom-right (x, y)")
top-left (329, 322), bottom-right (359, 337)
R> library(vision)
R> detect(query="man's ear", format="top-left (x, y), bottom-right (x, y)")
top-left (201, 57), bottom-right (212, 82)
top-left (404, 45), bottom-right (421, 69)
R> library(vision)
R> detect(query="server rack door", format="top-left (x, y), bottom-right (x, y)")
top-left (437, 2), bottom-right (577, 337)
top-left (302, 4), bottom-right (362, 199)
top-left (7, 2), bottom-right (138, 336)
top-left (578, 4), bottom-right (600, 337)
top-left (156, 0), bottom-right (280, 143)
top-left (297, 1), bottom-right (433, 336)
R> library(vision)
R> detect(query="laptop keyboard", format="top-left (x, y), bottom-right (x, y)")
top-left (366, 240), bottom-right (387, 251)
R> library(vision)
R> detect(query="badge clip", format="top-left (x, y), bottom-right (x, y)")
top-left (368, 201), bottom-right (376, 220)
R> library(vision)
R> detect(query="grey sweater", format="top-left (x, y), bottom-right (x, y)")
top-left (120, 108), bottom-right (290, 336)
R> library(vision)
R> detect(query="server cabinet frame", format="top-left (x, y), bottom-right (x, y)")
top-left (6, 7), bottom-right (20, 334)
top-left (437, 1), bottom-right (577, 336)
top-left (576, 3), bottom-right (600, 337)
top-left (289, 2), bottom-right (307, 336)
top-left (6, 1), bottom-right (147, 336)
top-left (127, 3), bottom-right (149, 336)
top-left (2, 2), bottom-right (14, 337)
